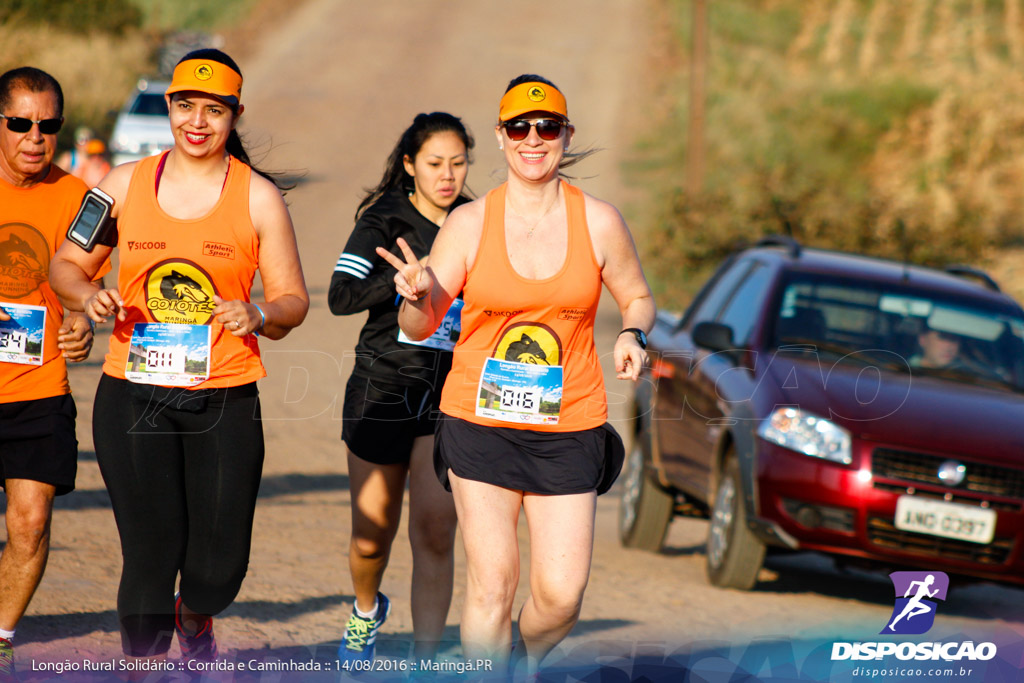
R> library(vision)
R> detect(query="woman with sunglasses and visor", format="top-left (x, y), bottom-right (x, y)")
top-left (328, 112), bottom-right (473, 664)
top-left (49, 49), bottom-right (308, 664)
top-left (378, 74), bottom-right (655, 676)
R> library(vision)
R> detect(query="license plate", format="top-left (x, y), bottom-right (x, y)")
top-left (894, 496), bottom-right (996, 544)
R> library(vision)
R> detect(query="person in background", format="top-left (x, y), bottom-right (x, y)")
top-left (78, 138), bottom-right (111, 188)
top-left (328, 112), bottom-right (473, 663)
top-left (379, 74), bottom-right (655, 677)
top-left (49, 48), bottom-right (308, 665)
top-left (54, 124), bottom-right (92, 176)
top-left (0, 66), bottom-right (102, 681)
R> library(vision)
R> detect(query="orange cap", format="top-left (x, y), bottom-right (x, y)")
top-left (499, 82), bottom-right (568, 122)
top-left (165, 59), bottom-right (242, 106)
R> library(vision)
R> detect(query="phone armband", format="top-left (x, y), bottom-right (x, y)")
top-left (67, 188), bottom-right (117, 252)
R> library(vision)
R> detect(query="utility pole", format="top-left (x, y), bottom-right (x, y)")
top-left (686, 0), bottom-right (708, 196)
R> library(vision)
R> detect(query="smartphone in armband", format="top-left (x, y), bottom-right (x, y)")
top-left (67, 188), bottom-right (117, 252)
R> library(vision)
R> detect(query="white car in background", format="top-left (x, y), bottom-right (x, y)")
top-left (109, 79), bottom-right (174, 166)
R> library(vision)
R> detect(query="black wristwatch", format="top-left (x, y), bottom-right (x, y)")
top-left (619, 328), bottom-right (648, 349)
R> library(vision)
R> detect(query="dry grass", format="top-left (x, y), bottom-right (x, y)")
top-left (1, 23), bottom-right (156, 146)
top-left (0, 0), bottom-right (274, 148)
top-left (785, 0), bottom-right (1024, 250)
top-left (642, 0), bottom-right (1024, 307)
top-left (983, 246), bottom-right (1024, 303)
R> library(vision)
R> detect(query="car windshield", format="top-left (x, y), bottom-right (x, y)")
top-left (129, 93), bottom-right (169, 116)
top-left (771, 275), bottom-right (1024, 392)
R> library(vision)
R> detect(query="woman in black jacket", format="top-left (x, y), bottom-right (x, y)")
top-left (328, 112), bottom-right (473, 664)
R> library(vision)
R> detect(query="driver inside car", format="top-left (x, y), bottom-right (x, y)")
top-left (909, 320), bottom-right (1012, 383)
top-left (911, 325), bottom-right (964, 369)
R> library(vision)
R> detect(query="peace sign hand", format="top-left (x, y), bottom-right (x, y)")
top-left (376, 237), bottom-right (434, 302)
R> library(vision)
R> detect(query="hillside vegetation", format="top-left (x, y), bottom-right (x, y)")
top-left (0, 0), bottom-right (257, 151)
top-left (639, 0), bottom-right (1024, 307)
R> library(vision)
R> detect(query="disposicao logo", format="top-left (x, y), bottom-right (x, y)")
top-left (830, 571), bottom-right (997, 663)
top-left (883, 571), bottom-right (948, 635)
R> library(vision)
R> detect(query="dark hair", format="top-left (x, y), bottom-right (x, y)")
top-left (172, 49), bottom-right (292, 191)
top-left (0, 66), bottom-right (64, 118)
top-left (356, 112), bottom-right (475, 220)
top-left (179, 47), bottom-right (242, 78)
top-left (501, 73), bottom-right (596, 175)
top-left (503, 73), bottom-right (557, 95)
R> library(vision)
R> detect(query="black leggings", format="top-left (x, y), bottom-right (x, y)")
top-left (93, 374), bottom-right (265, 656)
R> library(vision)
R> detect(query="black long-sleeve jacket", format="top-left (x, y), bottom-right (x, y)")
top-left (328, 189), bottom-right (466, 390)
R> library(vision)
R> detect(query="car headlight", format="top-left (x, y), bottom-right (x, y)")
top-left (757, 408), bottom-right (852, 465)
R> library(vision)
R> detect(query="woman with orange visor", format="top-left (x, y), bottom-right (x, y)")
top-left (50, 48), bottom-right (308, 665)
top-left (379, 74), bottom-right (655, 677)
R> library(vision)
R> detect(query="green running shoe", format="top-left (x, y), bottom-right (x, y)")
top-left (0, 638), bottom-right (14, 682)
top-left (338, 592), bottom-right (391, 662)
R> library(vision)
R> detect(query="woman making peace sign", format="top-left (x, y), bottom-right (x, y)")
top-left (379, 75), bottom-right (654, 675)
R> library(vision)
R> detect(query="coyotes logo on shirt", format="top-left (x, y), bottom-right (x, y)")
top-left (0, 223), bottom-right (49, 299)
top-left (492, 322), bottom-right (562, 365)
top-left (144, 259), bottom-right (218, 324)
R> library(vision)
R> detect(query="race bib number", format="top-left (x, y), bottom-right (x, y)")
top-left (0, 302), bottom-right (45, 366)
top-left (475, 356), bottom-right (563, 425)
top-left (398, 298), bottom-right (463, 351)
top-left (125, 323), bottom-right (211, 386)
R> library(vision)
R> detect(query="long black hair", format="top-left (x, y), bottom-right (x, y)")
top-left (170, 49), bottom-right (292, 191)
top-left (356, 112), bottom-right (474, 220)
top-left (502, 74), bottom-right (597, 174)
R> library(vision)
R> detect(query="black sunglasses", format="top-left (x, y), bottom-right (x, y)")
top-left (502, 118), bottom-right (567, 141)
top-left (1, 114), bottom-right (63, 135)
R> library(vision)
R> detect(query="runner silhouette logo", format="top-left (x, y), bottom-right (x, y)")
top-left (882, 571), bottom-right (949, 635)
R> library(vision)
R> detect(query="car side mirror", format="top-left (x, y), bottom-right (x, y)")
top-left (693, 321), bottom-right (735, 352)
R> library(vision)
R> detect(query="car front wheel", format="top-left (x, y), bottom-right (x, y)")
top-left (706, 454), bottom-right (766, 590)
top-left (619, 438), bottom-right (674, 551)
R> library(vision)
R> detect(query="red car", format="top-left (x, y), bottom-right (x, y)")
top-left (621, 236), bottom-right (1024, 589)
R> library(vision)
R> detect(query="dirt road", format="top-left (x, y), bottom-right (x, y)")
top-left (10, 0), bottom-right (1024, 680)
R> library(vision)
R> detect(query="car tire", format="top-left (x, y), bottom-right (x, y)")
top-left (619, 434), bottom-right (674, 551)
top-left (705, 454), bottom-right (766, 590)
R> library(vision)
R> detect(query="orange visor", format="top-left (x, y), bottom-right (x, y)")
top-left (165, 59), bottom-right (242, 107)
top-left (499, 82), bottom-right (568, 122)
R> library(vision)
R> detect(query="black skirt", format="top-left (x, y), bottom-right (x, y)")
top-left (434, 416), bottom-right (624, 495)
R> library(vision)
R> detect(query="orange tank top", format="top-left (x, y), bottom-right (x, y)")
top-left (103, 153), bottom-right (265, 388)
top-left (0, 167), bottom-right (89, 403)
top-left (440, 181), bottom-right (606, 431)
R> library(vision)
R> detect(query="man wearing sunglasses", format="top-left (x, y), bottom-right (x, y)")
top-left (0, 66), bottom-right (104, 681)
